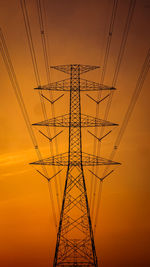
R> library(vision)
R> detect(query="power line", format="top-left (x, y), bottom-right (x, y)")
top-left (20, 0), bottom-right (61, 214)
top-left (91, 0), bottom-right (136, 218)
top-left (98, 0), bottom-right (136, 138)
top-left (94, 47), bottom-right (150, 234)
top-left (100, 0), bottom-right (119, 85)
top-left (0, 28), bottom-right (58, 230)
top-left (89, 0), bottom-right (119, 214)
top-left (97, 0), bottom-right (137, 150)
top-left (36, 0), bottom-right (63, 199)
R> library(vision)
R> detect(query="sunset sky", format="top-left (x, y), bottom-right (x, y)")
top-left (0, 0), bottom-right (150, 266)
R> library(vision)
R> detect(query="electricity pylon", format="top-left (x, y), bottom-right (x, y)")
top-left (31, 64), bottom-right (120, 266)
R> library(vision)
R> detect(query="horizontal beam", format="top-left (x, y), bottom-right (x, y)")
top-left (50, 64), bottom-right (99, 74)
top-left (35, 78), bottom-right (116, 92)
top-left (32, 113), bottom-right (118, 127)
top-left (30, 152), bottom-right (121, 166)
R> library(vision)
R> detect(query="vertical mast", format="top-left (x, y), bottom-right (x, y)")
top-left (69, 65), bottom-right (82, 164)
top-left (54, 64), bottom-right (97, 266)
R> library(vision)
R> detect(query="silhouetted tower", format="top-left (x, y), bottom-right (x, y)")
top-left (31, 64), bottom-right (120, 266)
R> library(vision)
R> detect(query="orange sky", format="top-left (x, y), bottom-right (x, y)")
top-left (0, 0), bottom-right (150, 266)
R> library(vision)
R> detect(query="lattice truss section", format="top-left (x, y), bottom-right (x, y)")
top-left (52, 65), bottom-right (98, 266)
top-left (69, 67), bottom-right (81, 163)
top-left (30, 152), bottom-right (120, 166)
top-left (32, 114), bottom-right (118, 127)
top-left (51, 64), bottom-right (99, 74)
top-left (35, 78), bottom-right (116, 91)
top-left (55, 166), bottom-right (97, 266)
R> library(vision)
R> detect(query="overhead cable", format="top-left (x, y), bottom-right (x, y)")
top-left (20, 0), bottom-right (61, 214)
top-left (91, 0), bottom-right (136, 218)
top-left (36, 0), bottom-right (63, 198)
top-left (0, 28), bottom-right (58, 230)
top-left (94, 47), bottom-right (150, 234)
top-left (89, 0), bottom-right (119, 214)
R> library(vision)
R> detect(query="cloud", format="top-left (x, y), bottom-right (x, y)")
top-left (1, 169), bottom-right (30, 177)
top-left (0, 149), bottom-right (35, 167)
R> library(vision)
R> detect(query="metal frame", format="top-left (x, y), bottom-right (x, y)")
top-left (31, 64), bottom-right (120, 266)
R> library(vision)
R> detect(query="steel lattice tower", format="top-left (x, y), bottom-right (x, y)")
top-left (54, 65), bottom-right (97, 266)
top-left (31, 64), bottom-right (120, 266)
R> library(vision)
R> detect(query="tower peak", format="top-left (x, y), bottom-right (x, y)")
top-left (51, 64), bottom-right (99, 74)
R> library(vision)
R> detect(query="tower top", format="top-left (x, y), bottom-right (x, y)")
top-left (50, 64), bottom-right (99, 74)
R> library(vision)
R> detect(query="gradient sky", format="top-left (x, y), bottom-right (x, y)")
top-left (0, 0), bottom-right (150, 266)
